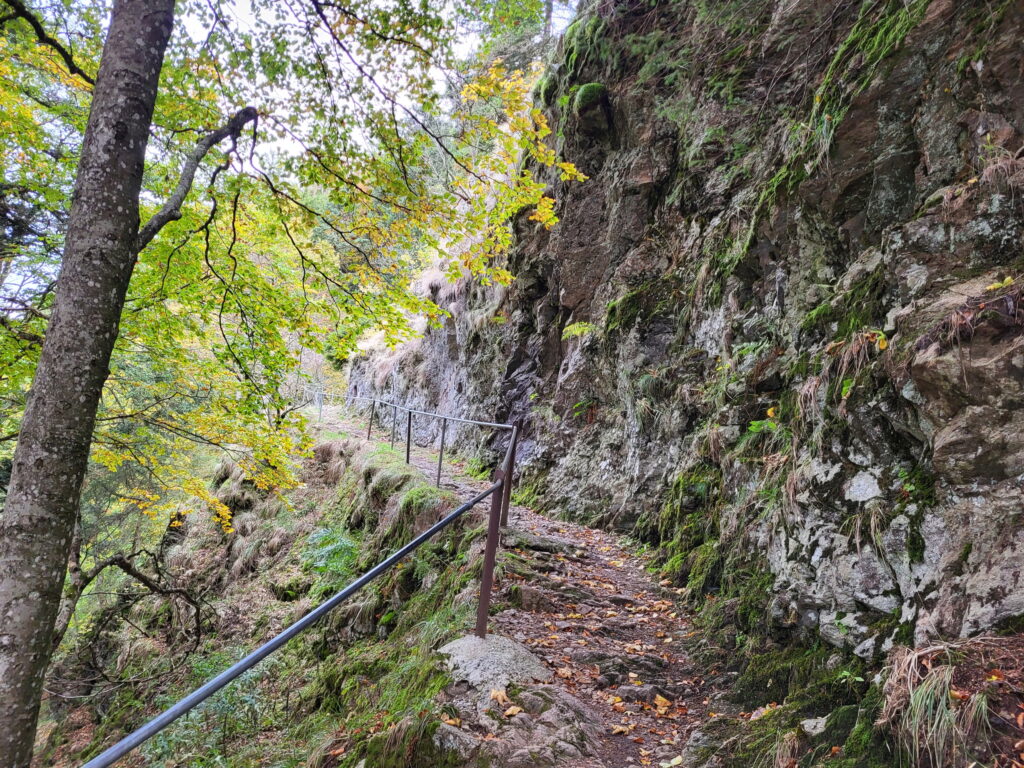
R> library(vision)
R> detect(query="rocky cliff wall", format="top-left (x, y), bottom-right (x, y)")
top-left (349, 0), bottom-right (1024, 657)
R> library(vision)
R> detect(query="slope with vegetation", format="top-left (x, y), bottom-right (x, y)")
top-left (0, 0), bottom-right (579, 763)
top-left (36, 409), bottom-right (708, 768)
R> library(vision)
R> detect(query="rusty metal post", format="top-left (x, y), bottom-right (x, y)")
top-left (475, 471), bottom-right (504, 639)
top-left (390, 405), bottom-right (397, 448)
top-left (499, 424), bottom-right (519, 526)
top-left (367, 400), bottom-right (375, 439)
top-left (436, 418), bottom-right (447, 487)
top-left (405, 410), bottom-right (412, 464)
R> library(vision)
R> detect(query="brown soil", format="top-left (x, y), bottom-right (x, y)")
top-left (493, 508), bottom-right (712, 767)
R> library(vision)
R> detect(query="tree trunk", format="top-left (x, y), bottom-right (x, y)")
top-left (0, 2), bottom-right (175, 765)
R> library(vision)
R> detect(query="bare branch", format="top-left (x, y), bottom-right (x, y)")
top-left (1, 0), bottom-right (95, 85)
top-left (136, 106), bottom-right (258, 253)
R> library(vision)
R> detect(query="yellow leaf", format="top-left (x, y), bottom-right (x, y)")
top-left (985, 275), bottom-right (1015, 291)
top-left (504, 706), bottom-right (523, 717)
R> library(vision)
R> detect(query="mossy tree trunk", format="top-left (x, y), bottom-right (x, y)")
top-left (0, 2), bottom-right (174, 764)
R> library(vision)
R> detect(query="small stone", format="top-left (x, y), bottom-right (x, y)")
top-left (844, 471), bottom-right (881, 502)
top-left (801, 716), bottom-right (828, 737)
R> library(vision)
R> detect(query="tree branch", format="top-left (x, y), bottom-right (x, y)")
top-left (0, 314), bottom-right (43, 345)
top-left (136, 106), bottom-right (258, 253)
top-left (1, 0), bottom-right (95, 85)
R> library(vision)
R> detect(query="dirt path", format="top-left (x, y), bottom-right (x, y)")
top-left (316, 406), bottom-right (713, 767)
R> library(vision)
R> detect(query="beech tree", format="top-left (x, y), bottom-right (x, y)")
top-left (0, 2), bottom-right (178, 761)
top-left (0, 0), bottom-right (581, 764)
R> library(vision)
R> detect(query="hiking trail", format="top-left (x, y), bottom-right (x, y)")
top-left (318, 405), bottom-right (720, 767)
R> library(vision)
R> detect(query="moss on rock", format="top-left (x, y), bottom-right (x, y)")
top-left (534, 74), bottom-right (558, 108)
top-left (572, 82), bottom-right (607, 115)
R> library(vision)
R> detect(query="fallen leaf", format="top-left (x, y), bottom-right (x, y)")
top-left (504, 706), bottom-right (523, 717)
top-left (490, 689), bottom-right (511, 706)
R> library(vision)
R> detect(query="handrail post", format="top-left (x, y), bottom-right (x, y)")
top-left (500, 424), bottom-right (519, 526)
top-left (436, 418), bottom-right (447, 487)
top-left (475, 471), bottom-right (504, 638)
top-left (390, 404), bottom-right (397, 448)
top-left (405, 410), bottom-right (412, 464)
top-left (367, 400), bottom-right (375, 439)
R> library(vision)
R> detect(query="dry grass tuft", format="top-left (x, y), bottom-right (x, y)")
top-left (312, 439), bottom-right (361, 486)
top-left (772, 729), bottom-right (802, 768)
top-left (879, 637), bottom-right (1019, 768)
top-left (915, 283), bottom-right (1023, 354)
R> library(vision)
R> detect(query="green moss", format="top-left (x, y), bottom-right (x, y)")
top-left (572, 82), bottom-right (606, 115)
top-left (605, 288), bottom-right (645, 333)
top-left (906, 514), bottom-right (925, 563)
top-left (604, 279), bottom-right (681, 335)
top-left (562, 13), bottom-right (609, 80)
top-left (399, 485), bottom-right (458, 518)
top-left (686, 540), bottom-right (722, 595)
top-left (818, 685), bottom-right (898, 767)
top-left (269, 572), bottom-right (314, 602)
top-left (696, 0), bottom-right (932, 315)
top-left (801, 263), bottom-right (889, 338)
top-left (462, 455), bottom-right (492, 481)
top-left (651, 464), bottom-right (722, 586)
top-left (534, 74), bottom-right (558, 108)
top-left (732, 568), bottom-right (775, 634)
top-left (511, 479), bottom-right (542, 509)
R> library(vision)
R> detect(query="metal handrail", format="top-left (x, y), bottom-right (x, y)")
top-left (345, 394), bottom-right (514, 431)
top-left (81, 394), bottom-right (519, 768)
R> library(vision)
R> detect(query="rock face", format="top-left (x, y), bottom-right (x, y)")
top-left (350, 0), bottom-right (1024, 654)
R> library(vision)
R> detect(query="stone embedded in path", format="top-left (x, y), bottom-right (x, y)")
top-left (439, 634), bottom-right (553, 691)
